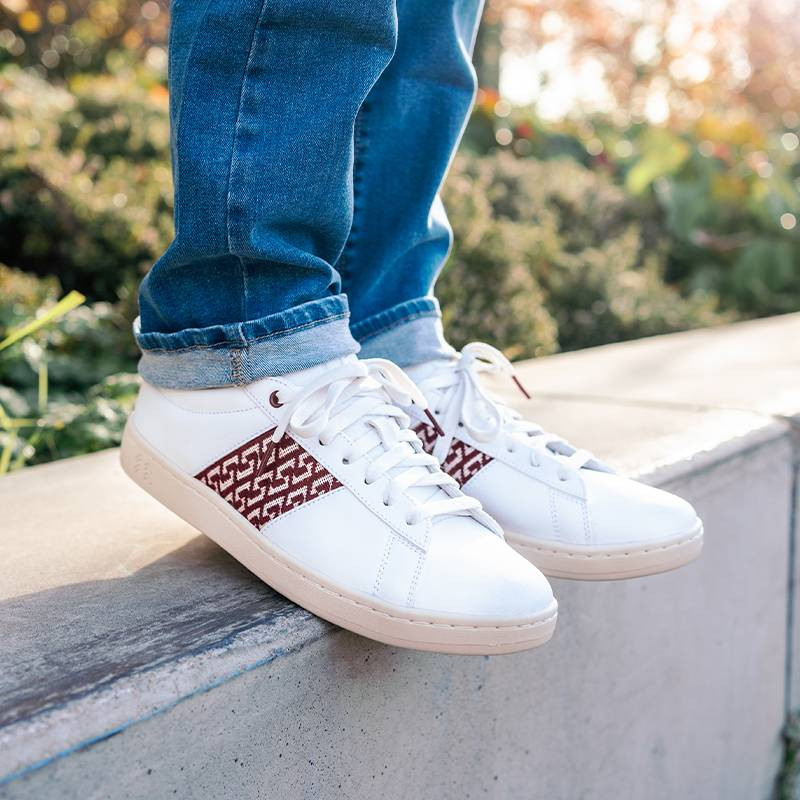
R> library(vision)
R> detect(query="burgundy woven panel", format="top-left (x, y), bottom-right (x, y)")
top-left (195, 429), bottom-right (343, 528)
top-left (413, 422), bottom-right (493, 487)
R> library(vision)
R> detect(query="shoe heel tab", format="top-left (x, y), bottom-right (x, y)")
top-left (132, 379), bottom-right (172, 419)
top-left (136, 378), bottom-right (165, 400)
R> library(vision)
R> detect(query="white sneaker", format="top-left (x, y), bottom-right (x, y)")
top-left (120, 355), bottom-right (557, 653)
top-left (405, 343), bottom-right (704, 581)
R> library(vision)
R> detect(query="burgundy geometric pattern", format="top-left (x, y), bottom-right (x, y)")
top-left (195, 429), bottom-right (343, 528)
top-left (413, 422), bottom-right (493, 488)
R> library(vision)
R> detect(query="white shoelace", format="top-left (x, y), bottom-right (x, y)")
top-left (257, 359), bottom-right (483, 525)
top-left (416, 343), bottom-right (598, 482)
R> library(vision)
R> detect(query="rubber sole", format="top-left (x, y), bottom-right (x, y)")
top-left (120, 419), bottom-right (558, 655)
top-left (506, 521), bottom-right (704, 581)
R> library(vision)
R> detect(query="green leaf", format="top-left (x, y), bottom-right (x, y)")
top-left (38, 358), bottom-right (48, 414)
top-left (626, 131), bottom-right (690, 195)
top-left (0, 291), bottom-right (86, 352)
top-left (0, 430), bottom-right (17, 476)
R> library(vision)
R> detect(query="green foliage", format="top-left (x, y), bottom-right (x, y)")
top-left (777, 711), bottom-right (800, 800)
top-left (0, 64), bottom-right (159, 470)
top-left (440, 152), bottom-right (722, 356)
top-left (437, 160), bottom-right (558, 358)
top-left (0, 65), bottom-right (172, 301)
top-left (0, 0), bottom-right (169, 81)
top-left (464, 106), bottom-right (800, 323)
top-left (0, 264), bottom-right (138, 471)
top-left (655, 141), bottom-right (800, 316)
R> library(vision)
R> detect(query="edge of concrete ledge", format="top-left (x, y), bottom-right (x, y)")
top-left (638, 417), bottom-right (792, 487)
top-left (0, 597), bottom-right (331, 785)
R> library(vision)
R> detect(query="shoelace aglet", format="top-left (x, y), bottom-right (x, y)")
top-left (512, 374), bottom-right (532, 400)
top-left (423, 408), bottom-right (446, 437)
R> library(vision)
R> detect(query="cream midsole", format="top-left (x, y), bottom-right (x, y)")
top-left (120, 419), bottom-right (558, 654)
top-left (506, 522), bottom-right (704, 581)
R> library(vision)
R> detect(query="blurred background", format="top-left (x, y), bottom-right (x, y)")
top-left (1, 0), bottom-right (798, 471)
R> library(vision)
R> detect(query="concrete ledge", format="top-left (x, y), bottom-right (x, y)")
top-left (1, 314), bottom-right (799, 799)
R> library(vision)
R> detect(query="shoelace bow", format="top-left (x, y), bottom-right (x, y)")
top-left (417, 343), bottom-right (596, 481)
top-left (259, 359), bottom-right (482, 525)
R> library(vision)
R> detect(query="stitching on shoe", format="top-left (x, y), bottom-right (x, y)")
top-left (509, 525), bottom-right (703, 560)
top-left (138, 430), bottom-right (557, 631)
top-left (307, 436), bottom-right (429, 552)
top-left (258, 484), bottom-right (347, 528)
top-left (152, 388), bottom-right (259, 415)
top-left (191, 424), bottom-right (275, 476)
top-left (373, 533), bottom-right (393, 596)
top-left (548, 489), bottom-right (559, 540)
top-left (187, 473), bottom-right (557, 630)
top-left (246, 422), bottom-right (427, 553)
top-left (450, 428), bottom-right (585, 499)
top-left (553, 490), bottom-right (589, 545)
top-left (581, 500), bottom-right (592, 546)
top-left (196, 428), bottom-right (344, 528)
top-left (406, 546), bottom-right (426, 609)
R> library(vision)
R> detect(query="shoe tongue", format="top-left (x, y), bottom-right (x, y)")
top-left (404, 357), bottom-right (457, 384)
top-left (404, 358), bottom-right (458, 417)
top-left (283, 354), bottom-right (360, 386)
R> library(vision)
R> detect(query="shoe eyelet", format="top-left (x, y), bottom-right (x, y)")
top-left (268, 390), bottom-right (283, 408)
top-left (341, 457), bottom-right (350, 465)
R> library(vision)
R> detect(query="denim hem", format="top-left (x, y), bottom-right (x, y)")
top-left (136, 299), bottom-right (359, 389)
top-left (353, 298), bottom-right (456, 368)
top-left (350, 297), bottom-right (442, 342)
top-left (136, 294), bottom-right (350, 353)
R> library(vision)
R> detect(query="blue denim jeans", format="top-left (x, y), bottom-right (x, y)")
top-left (136, 0), bottom-right (483, 388)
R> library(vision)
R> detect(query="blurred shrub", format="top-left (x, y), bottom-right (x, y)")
top-left (653, 130), bottom-right (800, 317)
top-left (440, 152), bottom-right (722, 356)
top-left (0, 65), bottom-right (172, 302)
top-left (0, 263), bottom-right (138, 470)
top-left (466, 101), bottom-right (800, 323)
top-left (0, 0), bottom-right (169, 81)
top-left (437, 160), bottom-right (558, 358)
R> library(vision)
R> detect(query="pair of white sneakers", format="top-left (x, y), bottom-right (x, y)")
top-left (120, 342), bottom-right (703, 655)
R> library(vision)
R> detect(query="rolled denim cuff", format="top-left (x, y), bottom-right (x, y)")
top-left (352, 297), bottom-right (456, 367)
top-left (135, 294), bottom-right (359, 389)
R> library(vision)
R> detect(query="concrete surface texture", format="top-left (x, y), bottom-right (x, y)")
top-left (1, 313), bottom-right (798, 799)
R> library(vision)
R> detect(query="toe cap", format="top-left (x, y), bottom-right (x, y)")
top-left (584, 470), bottom-right (700, 546)
top-left (413, 518), bottom-right (556, 620)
